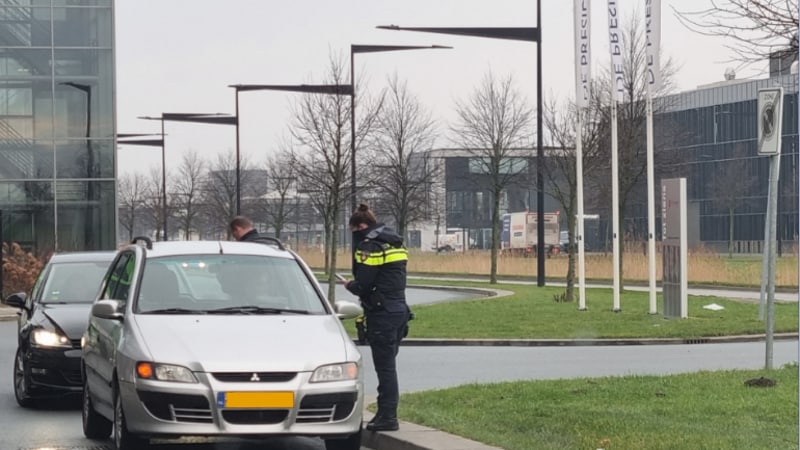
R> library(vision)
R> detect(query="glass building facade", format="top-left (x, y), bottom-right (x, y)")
top-left (0, 0), bottom-right (116, 252)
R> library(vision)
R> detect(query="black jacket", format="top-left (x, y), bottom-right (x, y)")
top-left (239, 229), bottom-right (260, 242)
top-left (345, 223), bottom-right (408, 313)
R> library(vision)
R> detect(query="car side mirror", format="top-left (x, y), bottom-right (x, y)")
top-left (335, 300), bottom-right (363, 320)
top-left (91, 300), bottom-right (123, 321)
top-left (4, 292), bottom-right (28, 309)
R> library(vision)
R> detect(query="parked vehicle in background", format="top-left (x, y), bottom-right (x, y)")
top-left (4, 251), bottom-right (116, 407)
top-left (81, 237), bottom-right (364, 450)
top-left (501, 211), bottom-right (561, 256)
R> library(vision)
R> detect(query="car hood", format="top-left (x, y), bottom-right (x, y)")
top-left (133, 315), bottom-right (352, 373)
top-left (41, 304), bottom-right (92, 340)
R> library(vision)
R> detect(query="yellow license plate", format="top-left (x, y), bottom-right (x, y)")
top-left (217, 391), bottom-right (294, 409)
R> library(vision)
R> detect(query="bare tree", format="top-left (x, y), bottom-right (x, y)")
top-left (541, 90), bottom-right (606, 301)
top-left (118, 172), bottom-right (147, 242)
top-left (261, 148), bottom-right (296, 240)
top-left (675, 0), bottom-right (798, 65)
top-left (709, 144), bottom-right (757, 258)
top-left (289, 54), bottom-right (382, 303)
top-left (201, 150), bottom-right (255, 238)
top-left (369, 74), bottom-right (439, 238)
top-left (451, 71), bottom-right (534, 284)
top-left (172, 150), bottom-right (206, 240)
top-left (142, 166), bottom-right (170, 241)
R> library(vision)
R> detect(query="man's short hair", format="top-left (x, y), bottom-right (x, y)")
top-left (229, 216), bottom-right (253, 230)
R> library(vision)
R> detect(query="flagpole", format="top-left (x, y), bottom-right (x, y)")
top-left (645, 0), bottom-right (661, 315)
top-left (573, 0), bottom-right (590, 310)
top-left (608, 0), bottom-right (622, 312)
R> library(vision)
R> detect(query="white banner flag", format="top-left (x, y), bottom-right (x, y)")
top-left (574, 0), bottom-right (591, 108)
top-left (645, 0), bottom-right (662, 94)
top-left (607, 0), bottom-right (624, 102)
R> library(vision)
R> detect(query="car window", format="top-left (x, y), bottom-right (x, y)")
top-left (103, 253), bottom-right (135, 302)
top-left (40, 261), bottom-right (110, 304)
top-left (136, 254), bottom-right (326, 314)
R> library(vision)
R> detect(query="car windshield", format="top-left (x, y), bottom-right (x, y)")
top-left (41, 261), bottom-right (111, 304)
top-left (136, 254), bottom-right (327, 315)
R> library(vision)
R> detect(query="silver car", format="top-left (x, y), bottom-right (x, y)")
top-left (81, 237), bottom-right (364, 450)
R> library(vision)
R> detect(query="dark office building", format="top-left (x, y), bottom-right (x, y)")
top-left (0, 0), bottom-right (116, 252)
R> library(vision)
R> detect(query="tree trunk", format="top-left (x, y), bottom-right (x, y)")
top-left (490, 190), bottom-right (500, 284)
top-left (565, 195), bottom-right (577, 302)
top-left (728, 207), bottom-right (735, 258)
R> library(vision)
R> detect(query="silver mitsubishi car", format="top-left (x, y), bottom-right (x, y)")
top-left (81, 237), bottom-right (364, 450)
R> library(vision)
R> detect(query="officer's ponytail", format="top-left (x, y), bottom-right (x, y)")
top-left (349, 203), bottom-right (377, 227)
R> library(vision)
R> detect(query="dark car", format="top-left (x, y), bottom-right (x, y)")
top-left (4, 251), bottom-right (115, 407)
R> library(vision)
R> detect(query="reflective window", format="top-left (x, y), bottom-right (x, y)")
top-left (55, 138), bottom-right (112, 178)
top-left (55, 80), bottom-right (114, 138)
top-left (55, 179), bottom-right (114, 250)
top-left (0, 7), bottom-right (51, 47)
top-left (0, 48), bottom-right (52, 77)
top-left (0, 180), bottom-right (55, 250)
top-left (0, 139), bottom-right (54, 178)
top-left (53, 7), bottom-right (111, 47)
top-left (54, 0), bottom-right (112, 6)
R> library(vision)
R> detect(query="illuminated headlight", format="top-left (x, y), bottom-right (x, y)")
top-left (136, 362), bottom-right (197, 383)
top-left (310, 362), bottom-right (358, 383)
top-left (31, 329), bottom-right (71, 348)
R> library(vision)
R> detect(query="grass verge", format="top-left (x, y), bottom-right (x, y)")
top-left (396, 364), bottom-right (799, 450)
top-left (342, 281), bottom-right (798, 339)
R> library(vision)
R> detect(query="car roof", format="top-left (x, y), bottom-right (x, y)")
top-left (130, 241), bottom-right (295, 260)
top-left (49, 251), bottom-right (117, 264)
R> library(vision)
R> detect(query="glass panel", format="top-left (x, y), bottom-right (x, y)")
top-left (0, 7), bottom-right (51, 47)
top-left (0, 180), bottom-right (55, 252)
top-left (53, 48), bottom-right (111, 76)
top-left (0, 138), bottom-right (53, 178)
top-left (54, 79), bottom-right (113, 138)
top-left (55, 138), bottom-right (111, 178)
top-left (55, 179), bottom-right (114, 250)
top-left (52, 7), bottom-right (111, 47)
top-left (54, 0), bottom-right (112, 6)
top-left (0, 48), bottom-right (52, 78)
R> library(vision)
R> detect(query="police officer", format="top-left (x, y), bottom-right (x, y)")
top-left (229, 216), bottom-right (260, 242)
top-left (344, 204), bottom-right (410, 432)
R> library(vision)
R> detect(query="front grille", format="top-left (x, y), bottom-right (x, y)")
top-left (137, 391), bottom-right (213, 423)
top-left (61, 368), bottom-right (83, 385)
top-left (222, 409), bottom-right (288, 425)
top-left (70, 338), bottom-right (82, 349)
top-left (211, 372), bottom-right (296, 383)
top-left (297, 393), bottom-right (357, 423)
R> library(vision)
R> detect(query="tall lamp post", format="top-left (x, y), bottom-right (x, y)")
top-left (138, 113), bottom-right (237, 240)
top-left (117, 133), bottom-right (165, 239)
top-left (228, 84), bottom-right (353, 216)
top-left (377, 15), bottom-right (546, 286)
top-left (349, 44), bottom-right (451, 212)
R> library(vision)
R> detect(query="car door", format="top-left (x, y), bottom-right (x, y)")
top-left (84, 251), bottom-right (136, 401)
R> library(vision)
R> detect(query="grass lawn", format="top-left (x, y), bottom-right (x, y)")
top-left (342, 280), bottom-right (799, 339)
top-left (395, 365), bottom-right (799, 450)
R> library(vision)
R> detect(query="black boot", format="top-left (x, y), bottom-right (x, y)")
top-left (366, 413), bottom-right (398, 431)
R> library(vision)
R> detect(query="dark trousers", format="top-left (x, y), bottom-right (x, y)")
top-left (366, 311), bottom-right (409, 417)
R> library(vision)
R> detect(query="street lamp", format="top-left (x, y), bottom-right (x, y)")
top-left (377, 11), bottom-right (547, 286)
top-left (138, 113), bottom-right (237, 240)
top-left (349, 44), bottom-right (451, 212)
top-left (228, 84), bottom-right (353, 215)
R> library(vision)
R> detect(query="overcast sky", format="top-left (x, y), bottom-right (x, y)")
top-left (114, 0), bottom-right (768, 179)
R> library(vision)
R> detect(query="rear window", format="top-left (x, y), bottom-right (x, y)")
top-left (136, 254), bottom-right (327, 314)
top-left (41, 261), bottom-right (111, 304)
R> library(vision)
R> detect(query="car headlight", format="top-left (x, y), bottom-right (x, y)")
top-left (31, 328), bottom-right (71, 348)
top-left (310, 362), bottom-right (358, 383)
top-left (136, 362), bottom-right (197, 383)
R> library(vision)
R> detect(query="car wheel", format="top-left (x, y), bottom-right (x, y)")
top-left (324, 425), bottom-right (362, 450)
top-left (13, 348), bottom-right (33, 408)
top-left (82, 378), bottom-right (112, 439)
top-left (113, 383), bottom-right (147, 450)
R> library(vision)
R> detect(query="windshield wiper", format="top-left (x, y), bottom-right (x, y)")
top-left (141, 308), bottom-right (206, 315)
top-left (205, 305), bottom-right (310, 315)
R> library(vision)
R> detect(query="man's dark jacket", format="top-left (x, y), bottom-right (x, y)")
top-left (345, 223), bottom-right (408, 314)
top-left (239, 229), bottom-right (260, 242)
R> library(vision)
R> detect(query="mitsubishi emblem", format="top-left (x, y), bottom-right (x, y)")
top-left (250, 373), bottom-right (260, 382)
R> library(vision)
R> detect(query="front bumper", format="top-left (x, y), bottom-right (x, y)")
top-left (26, 346), bottom-right (83, 396)
top-left (120, 370), bottom-right (363, 439)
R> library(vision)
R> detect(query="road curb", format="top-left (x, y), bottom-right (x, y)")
top-left (399, 333), bottom-right (799, 347)
top-left (361, 410), bottom-right (503, 450)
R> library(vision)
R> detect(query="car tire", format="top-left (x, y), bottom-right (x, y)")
top-left (113, 382), bottom-right (147, 450)
top-left (13, 347), bottom-right (33, 408)
top-left (82, 378), bottom-right (112, 439)
top-left (324, 425), bottom-right (362, 450)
